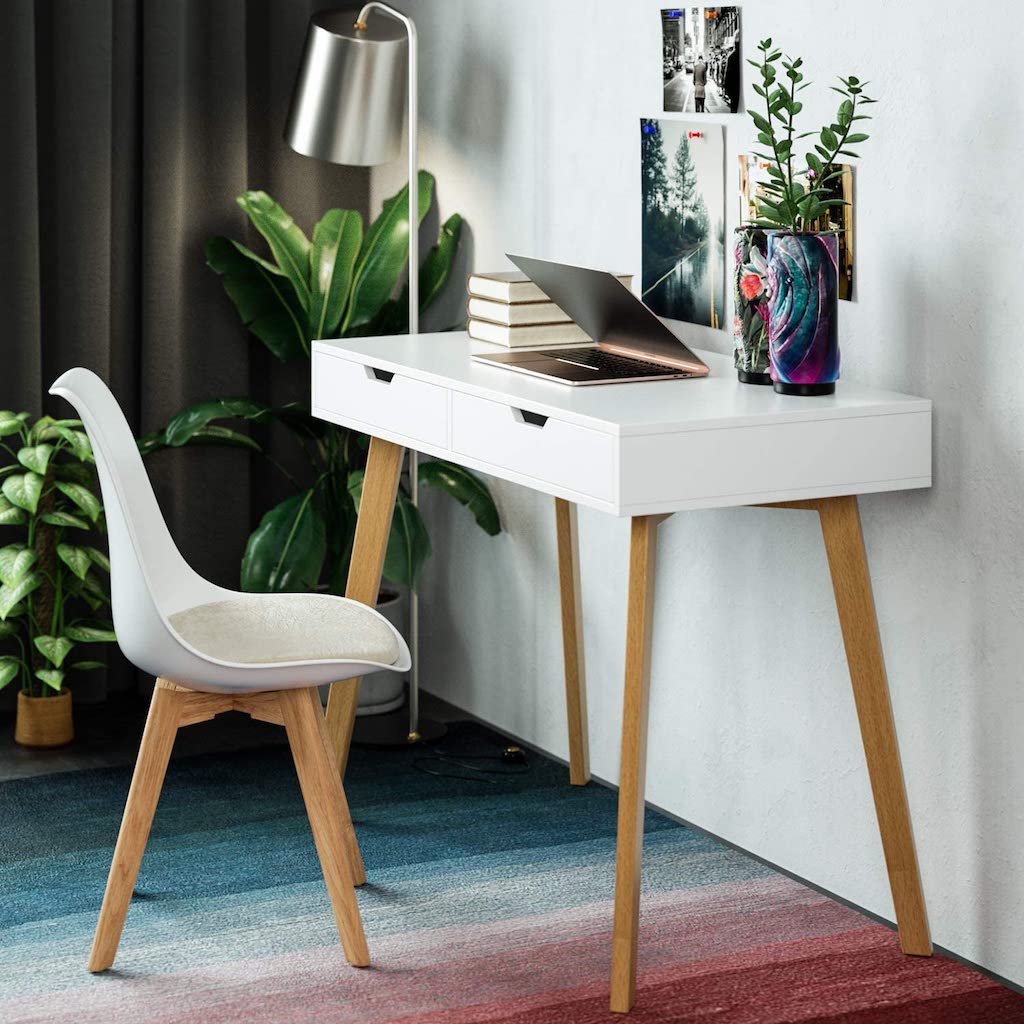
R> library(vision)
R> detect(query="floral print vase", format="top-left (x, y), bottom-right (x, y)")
top-left (767, 231), bottom-right (840, 396)
top-left (733, 227), bottom-right (771, 384)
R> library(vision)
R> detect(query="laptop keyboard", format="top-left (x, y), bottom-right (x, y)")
top-left (541, 348), bottom-right (685, 377)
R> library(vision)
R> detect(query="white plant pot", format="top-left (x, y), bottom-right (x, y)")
top-left (319, 589), bottom-right (408, 717)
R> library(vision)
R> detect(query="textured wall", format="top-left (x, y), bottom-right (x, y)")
top-left (373, 0), bottom-right (1024, 985)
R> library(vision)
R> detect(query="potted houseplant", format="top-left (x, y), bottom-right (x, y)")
top-left (0, 412), bottom-right (116, 746)
top-left (142, 172), bottom-right (500, 715)
top-left (746, 39), bottom-right (876, 395)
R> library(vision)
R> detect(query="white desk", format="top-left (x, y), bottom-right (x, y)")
top-left (312, 331), bottom-right (933, 1013)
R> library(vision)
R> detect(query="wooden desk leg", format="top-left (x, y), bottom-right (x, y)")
top-left (555, 498), bottom-right (590, 786)
top-left (817, 495), bottom-right (932, 956)
top-left (325, 436), bottom-right (405, 784)
top-left (610, 514), bottom-right (665, 1013)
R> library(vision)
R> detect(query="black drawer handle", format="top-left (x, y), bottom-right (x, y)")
top-left (514, 408), bottom-right (548, 428)
top-left (369, 367), bottom-right (395, 383)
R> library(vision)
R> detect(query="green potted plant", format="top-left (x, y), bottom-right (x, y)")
top-left (142, 172), bottom-right (500, 712)
top-left (0, 412), bottom-right (116, 746)
top-left (747, 39), bottom-right (876, 395)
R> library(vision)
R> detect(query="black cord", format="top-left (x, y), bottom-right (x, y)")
top-left (413, 744), bottom-right (530, 784)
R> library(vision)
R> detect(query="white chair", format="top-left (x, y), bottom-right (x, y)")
top-left (50, 368), bottom-right (410, 974)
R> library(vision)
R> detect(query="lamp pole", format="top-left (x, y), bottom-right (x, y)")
top-left (354, 3), bottom-right (422, 742)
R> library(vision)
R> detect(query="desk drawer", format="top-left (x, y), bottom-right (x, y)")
top-left (314, 354), bottom-right (448, 447)
top-left (451, 393), bottom-right (615, 500)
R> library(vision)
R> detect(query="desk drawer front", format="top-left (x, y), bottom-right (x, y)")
top-left (313, 354), bottom-right (448, 447)
top-left (451, 393), bottom-right (615, 500)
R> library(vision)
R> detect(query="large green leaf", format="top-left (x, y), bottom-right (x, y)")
top-left (348, 472), bottom-right (431, 589)
top-left (0, 656), bottom-right (20, 690)
top-left (55, 482), bottom-right (101, 523)
top-left (86, 547), bottom-right (111, 573)
top-left (241, 490), bottom-right (327, 593)
top-left (0, 572), bottom-right (42, 619)
top-left (342, 171), bottom-right (434, 332)
top-left (34, 635), bottom-right (74, 668)
top-left (236, 191), bottom-right (313, 314)
top-left (206, 236), bottom-right (308, 362)
top-left (369, 212), bottom-right (465, 335)
top-left (40, 511), bottom-right (89, 530)
top-left (0, 545), bottom-right (37, 586)
top-left (309, 209), bottom-right (363, 339)
top-left (17, 444), bottom-right (54, 475)
top-left (0, 411), bottom-right (23, 437)
top-left (64, 624), bottom-right (117, 642)
top-left (163, 397), bottom-right (271, 447)
top-left (2, 473), bottom-right (43, 514)
top-left (53, 426), bottom-right (93, 462)
top-left (414, 212), bottom-right (464, 313)
top-left (57, 544), bottom-right (92, 580)
top-left (419, 459), bottom-right (501, 535)
top-left (138, 423), bottom-right (262, 457)
top-left (0, 496), bottom-right (26, 526)
top-left (36, 668), bottom-right (64, 692)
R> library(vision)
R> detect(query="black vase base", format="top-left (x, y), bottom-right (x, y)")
top-left (774, 381), bottom-right (836, 397)
top-left (737, 369), bottom-right (773, 385)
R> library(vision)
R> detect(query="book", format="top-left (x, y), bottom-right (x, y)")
top-left (467, 296), bottom-right (571, 327)
top-left (467, 270), bottom-right (633, 304)
top-left (468, 318), bottom-right (593, 348)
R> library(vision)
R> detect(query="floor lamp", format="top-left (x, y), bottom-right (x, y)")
top-left (285, 4), bottom-right (439, 745)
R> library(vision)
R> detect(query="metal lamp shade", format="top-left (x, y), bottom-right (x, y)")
top-left (284, 9), bottom-right (407, 166)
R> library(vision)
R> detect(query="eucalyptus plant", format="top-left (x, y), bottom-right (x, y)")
top-left (748, 38), bottom-right (876, 232)
top-left (142, 171), bottom-right (500, 596)
top-left (0, 412), bottom-right (116, 697)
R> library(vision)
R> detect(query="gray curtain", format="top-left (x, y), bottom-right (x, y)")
top-left (0, 0), bottom-right (369, 697)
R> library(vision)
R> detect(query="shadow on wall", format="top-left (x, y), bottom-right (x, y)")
top-left (418, 0), bottom-right (511, 184)
top-left (882, 76), bottom-right (1024, 980)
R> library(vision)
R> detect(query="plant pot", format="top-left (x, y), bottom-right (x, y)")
top-left (733, 227), bottom-right (772, 384)
top-left (767, 231), bottom-right (840, 396)
top-left (15, 689), bottom-right (74, 748)
top-left (318, 589), bottom-right (408, 716)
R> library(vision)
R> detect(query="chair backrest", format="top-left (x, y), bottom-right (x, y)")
top-left (48, 369), bottom-right (215, 673)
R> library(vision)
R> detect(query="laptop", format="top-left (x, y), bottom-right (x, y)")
top-left (469, 254), bottom-right (710, 386)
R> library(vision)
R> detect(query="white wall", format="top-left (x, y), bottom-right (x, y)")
top-left (373, 0), bottom-right (1024, 986)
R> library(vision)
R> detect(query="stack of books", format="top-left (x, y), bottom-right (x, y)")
top-left (467, 271), bottom-right (632, 348)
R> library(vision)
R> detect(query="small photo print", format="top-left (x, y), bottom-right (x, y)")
top-left (662, 7), bottom-right (741, 114)
top-left (641, 119), bottom-right (725, 329)
top-left (738, 154), bottom-right (856, 300)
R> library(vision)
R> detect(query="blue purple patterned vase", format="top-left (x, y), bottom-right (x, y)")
top-left (766, 231), bottom-right (840, 396)
top-left (733, 227), bottom-right (772, 385)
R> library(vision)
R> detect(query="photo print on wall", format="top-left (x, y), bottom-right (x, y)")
top-left (662, 7), bottom-right (742, 114)
top-left (641, 119), bottom-right (725, 329)
top-left (738, 154), bottom-right (856, 300)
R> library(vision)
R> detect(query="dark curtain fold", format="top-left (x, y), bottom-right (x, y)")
top-left (0, 0), bottom-right (369, 698)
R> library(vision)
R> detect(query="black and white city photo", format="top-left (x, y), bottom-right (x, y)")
top-left (662, 7), bottom-right (741, 114)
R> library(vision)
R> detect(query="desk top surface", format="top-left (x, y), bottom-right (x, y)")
top-left (314, 332), bottom-right (930, 438)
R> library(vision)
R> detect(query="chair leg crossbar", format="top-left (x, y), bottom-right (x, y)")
top-left (88, 678), bottom-right (369, 973)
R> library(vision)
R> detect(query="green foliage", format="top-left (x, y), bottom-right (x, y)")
top-left (0, 413), bottom-right (116, 696)
top-left (144, 175), bottom-right (501, 595)
top-left (747, 39), bottom-right (876, 232)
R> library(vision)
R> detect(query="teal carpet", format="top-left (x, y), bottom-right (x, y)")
top-left (1, 722), bottom-right (1021, 1023)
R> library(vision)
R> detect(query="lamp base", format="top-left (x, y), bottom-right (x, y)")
top-left (351, 707), bottom-right (447, 747)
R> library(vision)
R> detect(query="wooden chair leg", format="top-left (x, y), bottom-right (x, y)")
top-left (88, 678), bottom-right (186, 972)
top-left (817, 496), bottom-right (931, 955)
top-left (555, 498), bottom-right (590, 786)
top-left (326, 436), bottom-right (406, 779)
top-left (610, 515), bottom-right (664, 1013)
top-left (280, 687), bottom-right (370, 968)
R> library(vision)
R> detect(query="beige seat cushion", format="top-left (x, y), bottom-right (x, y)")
top-left (168, 594), bottom-right (400, 666)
